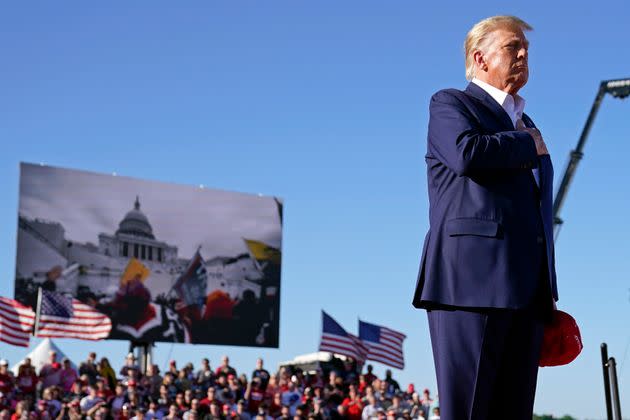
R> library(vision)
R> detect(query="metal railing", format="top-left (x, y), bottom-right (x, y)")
top-left (601, 343), bottom-right (623, 420)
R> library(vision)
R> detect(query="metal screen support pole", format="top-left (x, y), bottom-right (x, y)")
top-left (129, 341), bottom-right (153, 375)
top-left (601, 343), bottom-right (613, 420)
top-left (608, 357), bottom-right (622, 420)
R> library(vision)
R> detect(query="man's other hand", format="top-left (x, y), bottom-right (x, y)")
top-left (517, 119), bottom-right (549, 156)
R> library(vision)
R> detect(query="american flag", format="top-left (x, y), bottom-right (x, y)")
top-left (36, 290), bottom-right (111, 340)
top-left (359, 320), bottom-right (406, 369)
top-left (319, 311), bottom-right (368, 362)
top-left (0, 297), bottom-right (35, 347)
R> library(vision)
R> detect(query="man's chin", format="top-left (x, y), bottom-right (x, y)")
top-left (509, 75), bottom-right (528, 93)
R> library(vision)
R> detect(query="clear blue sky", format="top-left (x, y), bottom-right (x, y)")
top-left (1, 2), bottom-right (629, 419)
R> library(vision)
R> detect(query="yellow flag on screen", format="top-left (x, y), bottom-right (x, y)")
top-left (120, 257), bottom-right (150, 284)
top-left (243, 239), bottom-right (281, 264)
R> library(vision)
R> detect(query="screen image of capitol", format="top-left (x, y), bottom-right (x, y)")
top-left (14, 162), bottom-right (283, 347)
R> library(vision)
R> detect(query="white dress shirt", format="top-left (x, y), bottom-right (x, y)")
top-left (471, 77), bottom-right (525, 128)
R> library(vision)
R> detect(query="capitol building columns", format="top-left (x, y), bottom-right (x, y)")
top-left (98, 196), bottom-right (177, 264)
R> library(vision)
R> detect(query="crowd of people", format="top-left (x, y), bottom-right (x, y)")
top-left (0, 351), bottom-right (440, 420)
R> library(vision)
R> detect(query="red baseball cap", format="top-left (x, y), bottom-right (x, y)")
top-left (539, 310), bottom-right (583, 367)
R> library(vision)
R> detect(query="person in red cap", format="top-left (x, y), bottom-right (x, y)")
top-left (39, 352), bottom-right (61, 389)
top-left (420, 389), bottom-right (433, 418)
top-left (405, 383), bottom-right (415, 397)
top-left (168, 360), bottom-right (178, 377)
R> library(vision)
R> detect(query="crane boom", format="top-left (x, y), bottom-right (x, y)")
top-left (552, 78), bottom-right (630, 239)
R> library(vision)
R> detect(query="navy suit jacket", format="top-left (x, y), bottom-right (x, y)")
top-left (413, 83), bottom-right (558, 310)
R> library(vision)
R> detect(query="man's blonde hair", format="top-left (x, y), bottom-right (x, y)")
top-left (464, 15), bottom-right (532, 81)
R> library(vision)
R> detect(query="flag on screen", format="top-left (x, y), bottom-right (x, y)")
top-left (173, 250), bottom-right (208, 310)
top-left (244, 239), bottom-right (281, 265)
top-left (121, 257), bottom-right (150, 285)
top-left (0, 297), bottom-right (35, 347)
top-left (359, 320), bottom-right (406, 369)
top-left (319, 311), bottom-right (368, 362)
top-left (36, 290), bottom-right (111, 340)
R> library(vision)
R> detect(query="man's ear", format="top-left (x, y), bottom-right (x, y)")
top-left (473, 50), bottom-right (487, 73)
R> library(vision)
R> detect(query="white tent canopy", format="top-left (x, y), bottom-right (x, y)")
top-left (11, 338), bottom-right (76, 375)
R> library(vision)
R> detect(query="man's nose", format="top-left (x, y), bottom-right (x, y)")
top-left (518, 47), bottom-right (528, 60)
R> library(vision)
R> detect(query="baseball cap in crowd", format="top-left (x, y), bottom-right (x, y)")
top-left (0, 359), bottom-right (8, 366)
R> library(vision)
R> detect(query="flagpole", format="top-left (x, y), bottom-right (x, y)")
top-left (356, 315), bottom-right (365, 373)
top-left (319, 310), bottom-right (324, 353)
top-left (33, 287), bottom-right (43, 336)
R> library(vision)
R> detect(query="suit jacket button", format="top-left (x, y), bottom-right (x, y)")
top-left (537, 236), bottom-right (544, 244)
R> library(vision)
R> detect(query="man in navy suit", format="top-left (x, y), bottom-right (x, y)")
top-left (412, 16), bottom-right (558, 420)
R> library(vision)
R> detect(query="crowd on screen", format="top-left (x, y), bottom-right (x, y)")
top-left (0, 351), bottom-right (440, 420)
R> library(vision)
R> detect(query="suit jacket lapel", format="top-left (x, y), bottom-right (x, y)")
top-left (465, 83), bottom-right (542, 192)
top-left (464, 83), bottom-right (515, 130)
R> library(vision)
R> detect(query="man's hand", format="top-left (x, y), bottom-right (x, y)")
top-left (516, 119), bottom-right (549, 156)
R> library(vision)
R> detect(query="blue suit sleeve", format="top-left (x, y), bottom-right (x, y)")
top-left (428, 90), bottom-right (539, 176)
top-left (539, 154), bottom-right (554, 211)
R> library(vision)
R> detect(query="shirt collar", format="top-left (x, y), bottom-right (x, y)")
top-left (471, 77), bottom-right (526, 126)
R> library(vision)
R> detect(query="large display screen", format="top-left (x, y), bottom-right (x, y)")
top-left (15, 163), bottom-right (282, 347)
